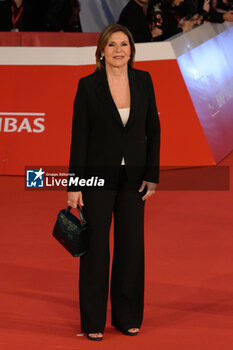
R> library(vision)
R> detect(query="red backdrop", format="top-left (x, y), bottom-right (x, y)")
top-left (0, 60), bottom-right (215, 175)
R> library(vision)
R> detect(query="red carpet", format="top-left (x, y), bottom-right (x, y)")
top-left (1, 152), bottom-right (233, 350)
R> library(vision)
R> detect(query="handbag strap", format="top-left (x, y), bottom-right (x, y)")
top-left (67, 204), bottom-right (86, 225)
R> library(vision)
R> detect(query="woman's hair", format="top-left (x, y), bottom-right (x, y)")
top-left (95, 24), bottom-right (135, 71)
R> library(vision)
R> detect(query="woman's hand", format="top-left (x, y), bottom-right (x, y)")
top-left (138, 181), bottom-right (157, 201)
top-left (67, 191), bottom-right (84, 208)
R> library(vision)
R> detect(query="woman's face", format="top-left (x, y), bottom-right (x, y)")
top-left (102, 31), bottom-right (131, 69)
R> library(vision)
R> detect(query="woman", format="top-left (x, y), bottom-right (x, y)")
top-left (67, 23), bottom-right (160, 341)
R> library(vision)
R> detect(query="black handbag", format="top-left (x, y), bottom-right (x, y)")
top-left (53, 205), bottom-right (88, 257)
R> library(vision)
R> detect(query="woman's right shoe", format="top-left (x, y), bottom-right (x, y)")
top-left (87, 333), bottom-right (103, 341)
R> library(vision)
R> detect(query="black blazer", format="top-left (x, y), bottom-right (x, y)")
top-left (68, 67), bottom-right (160, 191)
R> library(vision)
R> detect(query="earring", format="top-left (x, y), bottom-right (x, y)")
top-left (100, 56), bottom-right (104, 61)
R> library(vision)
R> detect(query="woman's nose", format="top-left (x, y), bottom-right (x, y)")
top-left (115, 45), bottom-right (122, 52)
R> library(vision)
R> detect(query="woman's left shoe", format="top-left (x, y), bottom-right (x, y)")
top-left (116, 327), bottom-right (139, 336)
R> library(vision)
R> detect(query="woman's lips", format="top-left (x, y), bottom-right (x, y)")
top-left (113, 56), bottom-right (124, 59)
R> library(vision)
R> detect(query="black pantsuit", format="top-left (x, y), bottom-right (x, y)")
top-left (68, 67), bottom-right (160, 333)
top-left (79, 167), bottom-right (145, 333)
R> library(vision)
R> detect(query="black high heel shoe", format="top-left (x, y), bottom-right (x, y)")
top-left (115, 327), bottom-right (139, 336)
top-left (87, 333), bottom-right (103, 341)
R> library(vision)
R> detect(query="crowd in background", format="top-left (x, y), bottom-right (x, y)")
top-left (119, 0), bottom-right (233, 42)
top-left (0, 0), bottom-right (233, 41)
top-left (0, 0), bottom-right (82, 32)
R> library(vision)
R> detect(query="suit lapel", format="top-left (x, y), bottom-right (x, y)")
top-left (95, 67), bottom-right (140, 128)
top-left (95, 69), bottom-right (124, 127)
top-left (126, 67), bottom-right (138, 129)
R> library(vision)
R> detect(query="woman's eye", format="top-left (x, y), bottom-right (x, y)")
top-left (108, 43), bottom-right (114, 46)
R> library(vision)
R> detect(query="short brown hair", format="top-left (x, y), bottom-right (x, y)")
top-left (95, 24), bottom-right (135, 71)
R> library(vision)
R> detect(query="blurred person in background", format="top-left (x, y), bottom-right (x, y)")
top-left (45, 0), bottom-right (82, 32)
top-left (118, 0), bottom-right (163, 42)
top-left (147, 0), bottom-right (201, 40)
top-left (0, 0), bottom-right (49, 31)
top-left (199, 0), bottom-right (233, 22)
top-left (177, 0), bottom-right (233, 23)
top-left (217, 0), bottom-right (233, 10)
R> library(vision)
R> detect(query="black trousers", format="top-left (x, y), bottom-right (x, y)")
top-left (79, 166), bottom-right (145, 333)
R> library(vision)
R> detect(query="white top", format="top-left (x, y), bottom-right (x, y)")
top-left (118, 107), bottom-right (130, 126)
top-left (118, 108), bottom-right (130, 165)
